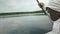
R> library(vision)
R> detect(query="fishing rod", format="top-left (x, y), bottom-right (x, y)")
top-left (36, 0), bottom-right (47, 15)
top-left (36, 0), bottom-right (53, 26)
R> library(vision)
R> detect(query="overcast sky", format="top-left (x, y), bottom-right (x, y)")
top-left (0, 0), bottom-right (49, 13)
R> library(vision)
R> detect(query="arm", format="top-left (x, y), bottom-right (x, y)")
top-left (46, 19), bottom-right (60, 34)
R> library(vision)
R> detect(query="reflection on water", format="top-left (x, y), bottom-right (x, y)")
top-left (0, 15), bottom-right (53, 34)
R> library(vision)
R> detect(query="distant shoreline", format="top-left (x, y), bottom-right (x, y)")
top-left (0, 10), bottom-right (45, 16)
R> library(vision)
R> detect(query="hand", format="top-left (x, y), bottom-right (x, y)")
top-left (38, 2), bottom-right (45, 8)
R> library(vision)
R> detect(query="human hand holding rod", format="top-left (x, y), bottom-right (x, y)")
top-left (36, 0), bottom-right (47, 15)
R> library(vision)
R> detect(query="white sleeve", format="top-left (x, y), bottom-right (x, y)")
top-left (46, 18), bottom-right (60, 34)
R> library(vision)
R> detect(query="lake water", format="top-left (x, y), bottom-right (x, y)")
top-left (0, 15), bottom-right (53, 34)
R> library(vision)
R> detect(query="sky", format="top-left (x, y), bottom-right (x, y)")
top-left (0, 0), bottom-right (50, 13)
